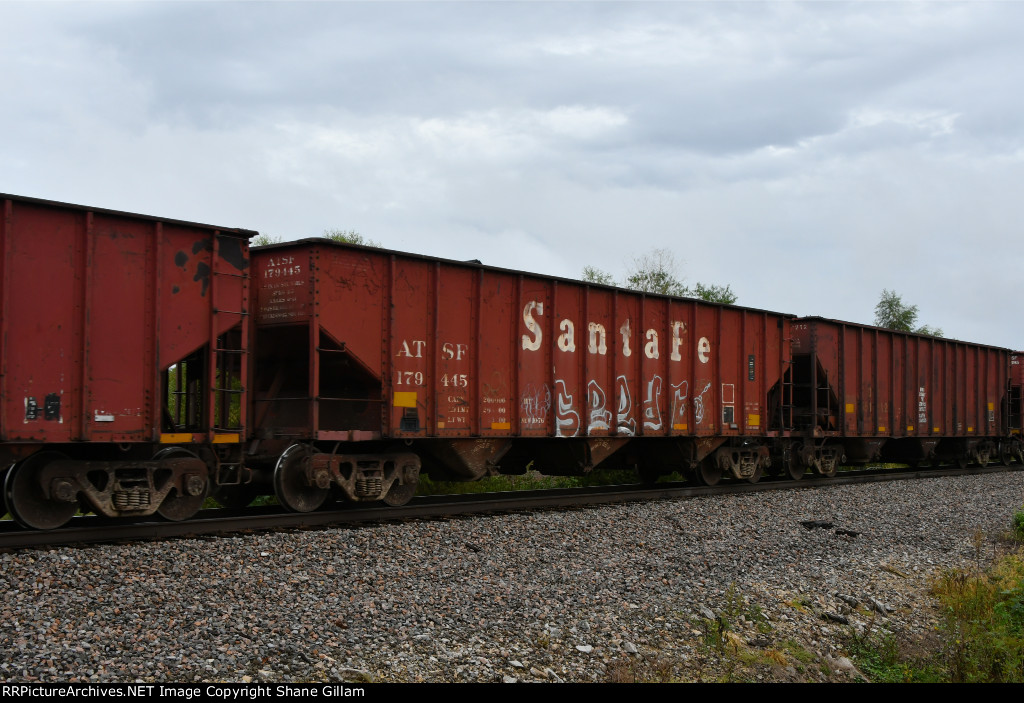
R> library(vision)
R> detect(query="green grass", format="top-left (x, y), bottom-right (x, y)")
top-left (849, 507), bottom-right (1024, 683)
top-left (930, 550), bottom-right (1024, 682)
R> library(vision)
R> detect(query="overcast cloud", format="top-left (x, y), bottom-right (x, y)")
top-left (3, 1), bottom-right (1023, 347)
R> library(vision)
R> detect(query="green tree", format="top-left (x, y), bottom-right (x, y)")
top-left (581, 265), bottom-right (615, 286)
top-left (874, 289), bottom-right (943, 336)
top-left (250, 233), bottom-right (283, 247)
top-left (624, 248), bottom-right (688, 296)
top-left (324, 228), bottom-right (380, 247)
top-left (690, 281), bottom-right (738, 305)
top-left (620, 248), bottom-right (738, 303)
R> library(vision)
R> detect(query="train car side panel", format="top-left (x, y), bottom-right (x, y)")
top-left (638, 295), bottom-right (669, 437)
top-left (517, 276), bottom-right (555, 438)
top-left (251, 239), bottom-right (794, 486)
top-left (793, 316), bottom-right (1010, 466)
top-left (434, 264), bottom-right (475, 437)
top-left (477, 269), bottom-right (515, 438)
top-left (1, 200), bottom-right (81, 444)
top-left (388, 256), bottom-right (432, 437)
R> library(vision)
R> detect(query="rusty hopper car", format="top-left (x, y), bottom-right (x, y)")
top-left (249, 239), bottom-right (795, 511)
top-left (787, 317), bottom-right (1018, 476)
top-left (0, 194), bottom-right (254, 529)
top-left (1010, 351), bottom-right (1024, 445)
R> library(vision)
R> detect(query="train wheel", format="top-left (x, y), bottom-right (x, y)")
top-left (786, 456), bottom-right (805, 481)
top-left (153, 447), bottom-right (209, 522)
top-left (274, 444), bottom-right (328, 513)
top-left (4, 452), bottom-right (77, 530)
top-left (697, 460), bottom-right (722, 487)
top-left (157, 478), bottom-right (209, 521)
top-left (746, 464), bottom-right (763, 484)
top-left (956, 455), bottom-right (969, 469)
top-left (0, 465), bottom-right (9, 517)
top-left (382, 481), bottom-right (417, 507)
top-left (1000, 450), bottom-right (1013, 467)
top-left (213, 484), bottom-right (261, 509)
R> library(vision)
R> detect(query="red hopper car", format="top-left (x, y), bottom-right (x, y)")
top-left (0, 194), bottom-right (254, 528)
top-left (787, 317), bottom-right (1019, 475)
top-left (248, 239), bottom-right (795, 510)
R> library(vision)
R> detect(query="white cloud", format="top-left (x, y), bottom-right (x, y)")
top-left (3, 1), bottom-right (1024, 350)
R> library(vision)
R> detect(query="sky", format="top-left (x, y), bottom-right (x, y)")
top-left (3, 1), bottom-right (1023, 348)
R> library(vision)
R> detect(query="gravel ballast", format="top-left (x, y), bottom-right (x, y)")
top-left (2, 471), bottom-right (1023, 683)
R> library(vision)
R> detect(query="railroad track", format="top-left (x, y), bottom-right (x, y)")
top-left (0, 463), bottom-right (1018, 551)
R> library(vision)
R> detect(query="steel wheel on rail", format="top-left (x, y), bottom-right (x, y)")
top-left (4, 452), bottom-right (78, 530)
top-left (746, 463), bottom-right (763, 484)
top-left (153, 447), bottom-right (210, 521)
top-left (696, 458), bottom-right (723, 487)
top-left (382, 481), bottom-right (416, 507)
top-left (273, 444), bottom-right (328, 513)
top-left (786, 449), bottom-right (805, 481)
top-left (0, 464), bottom-right (10, 518)
top-left (820, 459), bottom-right (837, 479)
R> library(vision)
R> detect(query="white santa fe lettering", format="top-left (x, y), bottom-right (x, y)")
top-left (670, 321), bottom-right (686, 361)
top-left (558, 319), bottom-right (576, 352)
top-left (697, 336), bottom-right (711, 364)
top-left (645, 329), bottom-right (659, 359)
top-left (522, 301), bottom-right (543, 351)
top-left (619, 319), bottom-right (632, 357)
top-left (588, 323), bottom-right (607, 355)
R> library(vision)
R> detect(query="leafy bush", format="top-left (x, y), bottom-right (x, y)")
top-left (931, 552), bottom-right (1024, 682)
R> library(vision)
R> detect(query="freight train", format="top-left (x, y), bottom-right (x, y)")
top-left (1, 193), bottom-right (1020, 529)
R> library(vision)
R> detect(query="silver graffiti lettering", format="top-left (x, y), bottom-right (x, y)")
top-left (693, 382), bottom-right (712, 424)
top-left (670, 380), bottom-right (689, 428)
top-left (587, 380), bottom-right (612, 434)
top-left (643, 375), bottom-right (663, 430)
top-left (554, 379), bottom-right (580, 437)
top-left (615, 375), bottom-right (635, 436)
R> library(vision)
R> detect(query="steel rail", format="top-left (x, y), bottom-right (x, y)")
top-left (0, 464), bottom-right (1018, 551)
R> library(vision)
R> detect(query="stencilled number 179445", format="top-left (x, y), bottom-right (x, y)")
top-left (442, 373), bottom-right (468, 387)
top-left (396, 371), bottom-right (424, 386)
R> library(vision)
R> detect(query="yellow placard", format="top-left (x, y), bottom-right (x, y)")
top-left (748, 414), bottom-right (760, 426)
top-left (393, 391), bottom-right (417, 408)
top-left (490, 422), bottom-right (511, 430)
top-left (673, 423), bottom-right (688, 431)
top-left (160, 433), bottom-right (192, 444)
top-left (878, 426), bottom-right (886, 432)
top-left (212, 433), bottom-right (240, 444)
top-left (845, 403), bottom-right (855, 413)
